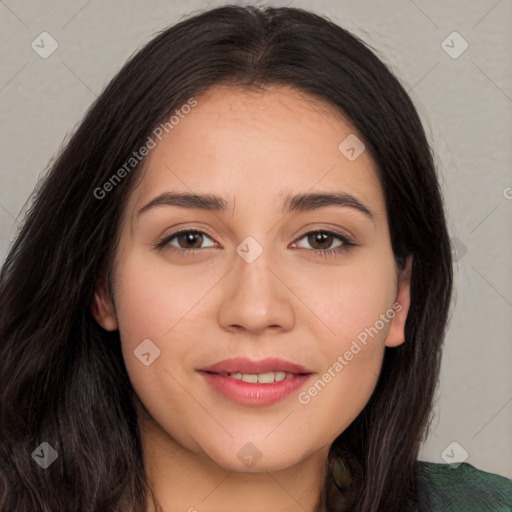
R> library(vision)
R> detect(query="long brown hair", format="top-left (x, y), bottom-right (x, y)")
top-left (0, 5), bottom-right (453, 511)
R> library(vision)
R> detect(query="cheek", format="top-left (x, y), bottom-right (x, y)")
top-left (296, 252), bottom-right (397, 344)
top-left (113, 253), bottom-right (203, 446)
top-left (297, 350), bottom-right (383, 445)
top-left (295, 253), bottom-right (396, 403)
top-left (113, 249), bottom-right (211, 340)
top-left (111, 252), bottom-right (188, 386)
top-left (295, 263), bottom-right (395, 434)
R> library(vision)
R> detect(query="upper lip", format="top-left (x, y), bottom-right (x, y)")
top-left (197, 357), bottom-right (313, 375)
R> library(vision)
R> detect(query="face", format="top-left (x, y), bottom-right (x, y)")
top-left (94, 84), bottom-right (411, 473)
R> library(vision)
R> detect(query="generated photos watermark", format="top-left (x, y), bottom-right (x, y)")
top-left (93, 97), bottom-right (197, 200)
top-left (297, 301), bottom-right (403, 405)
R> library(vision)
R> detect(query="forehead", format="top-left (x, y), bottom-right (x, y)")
top-left (130, 84), bottom-right (385, 219)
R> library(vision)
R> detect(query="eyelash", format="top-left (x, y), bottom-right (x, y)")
top-left (154, 228), bottom-right (356, 258)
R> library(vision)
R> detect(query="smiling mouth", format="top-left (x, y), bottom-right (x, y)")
top-left (205, 371), bottom-right (299, 384)
top-left (196, 357), bottom-right (314, 406)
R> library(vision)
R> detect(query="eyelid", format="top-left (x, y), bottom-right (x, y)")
top-left (292, 227), bottom-right (355, 245)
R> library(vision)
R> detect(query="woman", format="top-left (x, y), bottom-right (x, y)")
top-left (0, 4), bottom-right (510, 512)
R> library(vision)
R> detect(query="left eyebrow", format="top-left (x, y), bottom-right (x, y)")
top-left (282, 192), bottom-right (374, 221)
top-left (137, 191), bottom-right (375, 221)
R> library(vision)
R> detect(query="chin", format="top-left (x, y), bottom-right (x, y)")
top-left (200, 438), bottom-right (308, 474)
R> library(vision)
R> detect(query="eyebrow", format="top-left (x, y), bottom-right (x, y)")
top-left (137, 191), bottom-right (374, 220)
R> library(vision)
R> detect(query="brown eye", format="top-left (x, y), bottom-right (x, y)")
top-left (157, 230), bottom-right (216, 252)
top-left (176, 231), bottom-right (204, 249)
top-left (293, 230), bottom-right (355, 258)
top-left (295, 231), bottom-right (346, 251)
top-left (307, 232), bottom-right (336, 250)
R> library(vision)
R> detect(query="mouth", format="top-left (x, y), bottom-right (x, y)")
top-left (209, 370), bottom-right (298, 384)
top-left (196, 357), bottom-right (314, 407)
top-left (197, 356), bottom-right (313, 376)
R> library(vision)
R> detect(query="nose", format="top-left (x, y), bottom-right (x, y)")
top-left (217, 245), bottom-right (295, 336)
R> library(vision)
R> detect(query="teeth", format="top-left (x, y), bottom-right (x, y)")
top-left (273, 371), bottom-right (287, 382)
top-left (220, 371), bottom-right (294, 383)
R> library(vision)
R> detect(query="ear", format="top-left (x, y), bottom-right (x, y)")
top-left (91, 273), bottom-right (118, 331)
top-left (384, 255), bottom-right (412, 348)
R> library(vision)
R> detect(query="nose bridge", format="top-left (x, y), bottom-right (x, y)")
top-left (236, 235), bottom-right (275, 293)
top-left (216, 234), bottom-right (295, 333)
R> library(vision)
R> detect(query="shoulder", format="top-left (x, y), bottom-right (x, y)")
top-left (414, 460), bottom-right (512, 512)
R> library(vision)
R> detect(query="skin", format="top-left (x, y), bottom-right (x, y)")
top-left (94, 84), bottom-right (412, 512)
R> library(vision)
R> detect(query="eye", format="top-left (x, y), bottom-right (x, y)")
top-left (292, 230), bottom-right (355, 258)
top-left (155, 229), bottom-right (216, 252)
top-left (155, 228), bottom-right (356, 258)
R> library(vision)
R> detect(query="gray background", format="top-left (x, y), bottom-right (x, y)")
top-left (1, 0), bottom-right (511, 478)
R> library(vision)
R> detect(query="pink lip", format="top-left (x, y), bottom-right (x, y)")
top-left (197, 357), bottom-right (312, 375)
top-left (197, 357), bottom-right (313, 407)
top-left (199, 372), bottom-right (311, 407)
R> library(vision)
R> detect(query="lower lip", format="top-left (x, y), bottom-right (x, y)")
top-left (198, 372), bottom-right (312, 407)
